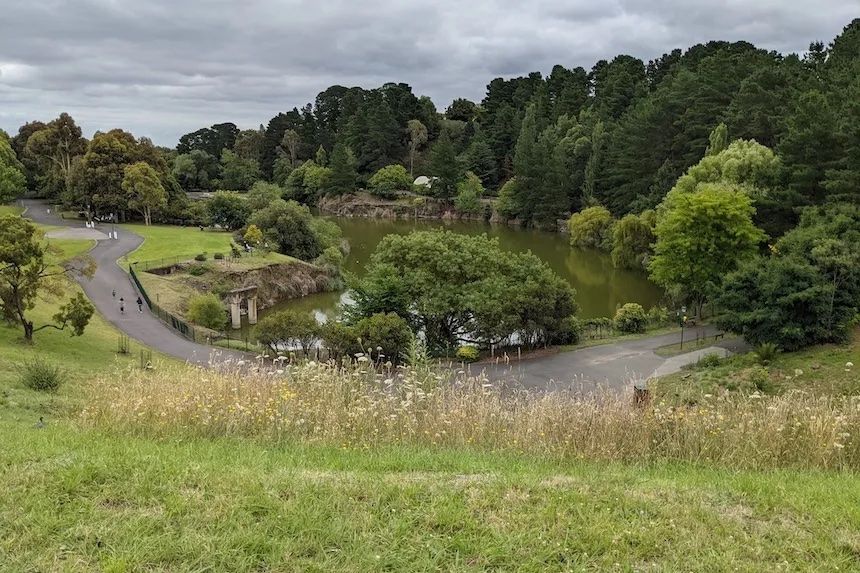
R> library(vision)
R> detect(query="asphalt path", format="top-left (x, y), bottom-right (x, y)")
top-left (22, 200), bottom-right (245, 366)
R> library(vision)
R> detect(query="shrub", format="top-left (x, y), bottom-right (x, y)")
top-left (647, 306), bottom-right (670, 326)
top-left (352, 313), bottom-right (413, 363)
top-left (194, 253), bottom-right (207, 262)
top-left (316, 246), bottom-right (344, 268)
top-left (368, 164), bottom-right (412, 198)
top-left (455, 345), bottom-right (480, 362)
top-left (454, 172), bottom-right (483, 215)
top-left (18, 359), bottom-right (66, 392)
top-left (213, 252), bottom-right (224, 260)
top-left (230, 242), bottom-right (242, 258)
top-left (698, 353), bottom-right (722, 368)
top-left (614, 303), bottom-right (647, 333)
top-left (243, 224), bottom-right (263, 247)
top-left (187, 294), bottom-right (227, 330)
top-left (748, 366), bottom-right (773, 392)
top-left (255, 310), bottom-right (319, 355)
top-left (568, 206), bottom-right (615, 250)
top-left (549, 316), bottom-right (582, 345)
top-left (186, 263), bottom-right (210, 276)
top-left (754, 342), bottom-right (780, 365)
top-left (319, 321), bottom-right (358, 360)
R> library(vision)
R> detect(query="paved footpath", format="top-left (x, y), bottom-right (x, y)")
top-left (22, 200), bottom-right (245, 366)
top-left (479, 327), bottom-right (749, 392)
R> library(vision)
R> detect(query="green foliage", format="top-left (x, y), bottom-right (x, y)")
top-left (213, 253), bottom-right (224, 260)
top-left (650, 183), bottom-right (766, 315)
top-left (243, 224), bottom-right (263, 247)
top-left (255, 310), bottom-right (318, 355)
top-left (453, 172), bottom-right (484, 215)
top-left (611, 211), bottom-right (655, 269)
top-left (549, 315), bottom-right (582, 345)
top-left (172, 150), bottom-right (218, 192)
top-left (246, 181), bottom-right (283, 211)
top-left (346, 230), bottom-right (577, 353)
top-left (0, 136), bottom-right (26, 203)
top-left (455, 345), bottom-right (480, 362)
top-left (318, 320), bottom-right (359, 360)
top-left (316, 246), bottom-right (344, 268)
top-left (716, 204), bottom-right (860, 351)
top-left (614, 303), bottom-right (647, 333)
top-left (368, 164), bottom-right (412, 199)
top-left (52, 292), bottom-right (95, 336)
top-left (17, 358), bottom-right (66, 392)
top-left (219, 148), bottom-right (260, 191)
top-left (324, 143), bottom-right (357, 196)
top-left (754, 342), bottom-right (780, 365)
top-left (186, 294), bottom-right (226, 330)
top-left (568, 206), bottom-right (615, 250)
top-left (427, 131), bottom-right (461, 200)
top-left (122, 161), bottom-right (167, 226)
top-left (352, 312), bottom-right (413, 362)
top-left (207, 191), bottom-right (250, 231)
top-left (285, 160), bottom-right (332, 204)
top-left (248, 199), bottom-right (327, 260)
top-left (697, 353), bottom-right (722, 368)
top-left (494, 178), bottom-right (519, 219)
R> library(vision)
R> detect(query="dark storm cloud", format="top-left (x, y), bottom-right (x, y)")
top-left (1, 0), bottom-right (857, 145)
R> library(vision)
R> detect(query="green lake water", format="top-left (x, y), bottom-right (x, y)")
top-left (265, 216), bottom-right (664, 321)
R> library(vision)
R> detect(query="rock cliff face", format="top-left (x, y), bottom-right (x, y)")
top-left (226, 261), bottom-right (336, 310)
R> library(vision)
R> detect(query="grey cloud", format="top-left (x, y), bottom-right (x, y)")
top-left (1, 0), bottom-right (857, 145)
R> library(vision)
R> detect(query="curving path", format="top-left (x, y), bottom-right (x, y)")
top-left (22, 200), bottom-right (245, 366)
top-left (21, 199), bottom-right (747, 385)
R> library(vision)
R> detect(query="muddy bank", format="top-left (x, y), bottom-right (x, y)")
top-left (318, 192), bottom-right (496, 222)
top-left (222, 260), bottom-right (336, 310)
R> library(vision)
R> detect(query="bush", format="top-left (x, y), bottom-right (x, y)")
top-left (18, 359), bottom-right (66, 392)
top-left (213, 252), bottom-right (224, 260)
top-left (186, 263), bottom-right (210, 276)
top-left (454, 172), bottom-right (483, 215)
top-left (352, 313), bottom-right (413, 363)
top-left (754, 342), bottom-right (780, 365)
top-left (698, 353), bottom-right (722, 368)
top-left (748, 366), bottom-right (773, 392)
top-left (455, 345), bottom-right (480, 362)
top-left (255, 310), bottom-right (319, 355)
top-left (194, 253), bottom-right (207, 262)
top-left (368, 164), bottom-right (412, 198)
top-left (568, 206), bottom-right (615, 250)
top-left (549, 316), bottom-right (582, 345)
top-left (319, 321), bottom-right (359, 360)
top-left (647, 306), bottom-right (670, 326)
top-left (187, 294), bottom-right (227, 330)
top-left (614, 303), bottom-right (647, 333)
top-left (316, 246), bottom-right (344, 268)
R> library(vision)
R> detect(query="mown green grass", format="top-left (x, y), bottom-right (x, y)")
top-left (656, 329), bottom-right (860, 402)
top-left (0, 203), bottom-right (24, 217)
top-left (2, 422), bottom-right (860, 572)
top-left (121, 223), bottom-right (237, 263)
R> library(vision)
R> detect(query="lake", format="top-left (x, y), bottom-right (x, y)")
top-left (267, 216), bottom-right (663, 321)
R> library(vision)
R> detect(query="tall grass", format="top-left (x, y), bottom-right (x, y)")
top-left (82, 359), bottom-right (860, 470)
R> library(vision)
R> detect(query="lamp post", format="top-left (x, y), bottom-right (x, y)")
top-left (679, 305), bottom-right (687, 350)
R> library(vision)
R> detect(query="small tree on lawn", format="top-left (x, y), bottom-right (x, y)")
top-left (0, 215), bottom-right (95, 342)
top-left (187, 294), bottom-right (227, 330)
top-left (255, 310), bottom-right (319, 356)
top-left (243, 224), bottom-right (263, 247)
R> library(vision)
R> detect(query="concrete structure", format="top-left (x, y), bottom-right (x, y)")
top-left (228, 286), bottom-right (259, 330)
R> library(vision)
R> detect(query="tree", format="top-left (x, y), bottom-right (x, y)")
top-left (314, 145), bottom-right (328, 167)
top-left (0, 215), bottom-right (95, 342)
top-left (406, 119), bottom-right (428, 177)
top-left (172, 150), bottom-right (218, 192)
top-left (649, 183), bottom-right (766, 316)
top-left (454, 172), bottom-right (483, 215)
top-left (614, 303), bottom-right (647, 333)
top-left (207, 191), bottom-right (250, 231)
top-left (352, 312), bottom-right (413, 362)
top-left (243, 224), bottom-right (263, 247)
top-left (445, 98), bottom-right (478, 122)
top-left (23, 113), bottom-right (86, 198)
top-left (219, 149), bottom-right (260, 191)
top-left (611, 211), bottom-right (655, 269)
top-left (705, 123), bottom-right (729, 156)
top-left (568, 206), bottom-right (615, 250)
top-left (122, 162), bottom-right (166, 226)
top-left (255, 310), bottom-right (319, 355)
top-left (281, 129), bottom-right (300, 167)
top-left (248, 199), bottom-right (324, 260)
top-left (368, 164), bottom-right (411, 199)
top-left (233, 127), bottom-right (266, 163)
top-left (246, 181), bottom-right (283, 211)
top-left (427, 131), bottom-right (460, 200)
top-left (0, 136), bottom-right (26, 203)
top-left (186, 294), bottom-right (227, 330)
top-left (345, 231), bottom-right (577, 352)
top-left (458, 127), bottom-right (497, 187)
top-left (324, 143), bottom-right (357, 196)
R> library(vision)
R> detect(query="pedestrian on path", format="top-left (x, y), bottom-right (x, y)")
top-left (112, 288), bottom-right (116, 298)
top-left (119, 297), bottom-right (125, 315)
top-left (137, 296), bottom-right (143, 313)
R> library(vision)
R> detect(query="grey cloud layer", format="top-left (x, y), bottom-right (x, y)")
top-left (1, 0), bottom-right (857, 145)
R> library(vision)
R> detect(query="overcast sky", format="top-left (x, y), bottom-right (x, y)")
top-left (1, 1), bottom-right (857, 146)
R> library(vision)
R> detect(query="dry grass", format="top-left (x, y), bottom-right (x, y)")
top-left (82, 358), bottom-right (860, 471)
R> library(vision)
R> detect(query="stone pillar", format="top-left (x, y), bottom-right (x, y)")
top-left (248, 295), bottom-right (258, 325)
top-left (230, 295), bottom-right (242, 329)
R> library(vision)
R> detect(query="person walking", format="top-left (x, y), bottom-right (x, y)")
top-left (119, 297), bottom-right (125, 315)
top-left (136, 296), bottom-right (144, 313)
top-left (112, 288), bottom-right (116, 299)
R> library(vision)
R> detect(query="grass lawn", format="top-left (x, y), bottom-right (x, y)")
top-left (656, 328), bottom-right (860, 402)
top-left (0, 203), bottom-right (24, 217)
top-left (2, 423), bottom-right (860, 572)
top-left (121, 223), bottom-right (237, 264)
